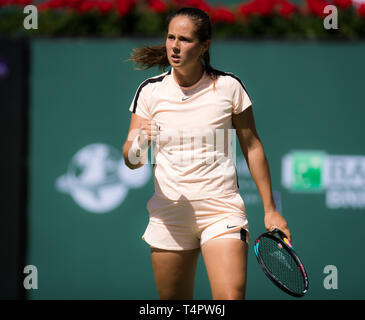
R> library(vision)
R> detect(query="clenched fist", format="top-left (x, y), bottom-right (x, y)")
top-left (138, 120), bottom-right (160, 150)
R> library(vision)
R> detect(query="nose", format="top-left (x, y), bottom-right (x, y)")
top-left (172, 40), bottom-right (180, 53)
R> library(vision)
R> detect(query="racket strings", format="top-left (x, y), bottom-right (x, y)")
top-left (258, 237), bottom-right (305, 294)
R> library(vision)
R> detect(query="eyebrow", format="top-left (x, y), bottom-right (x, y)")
top-left (167, 34), bottom-right (193, 41)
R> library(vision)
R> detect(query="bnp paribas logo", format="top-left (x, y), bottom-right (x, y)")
top-left (282, 151), bottom-right (326, 192)
top-left (282, 151), bottom-right (365, 209)
top-left (56, 144), bottom-right (151, 213)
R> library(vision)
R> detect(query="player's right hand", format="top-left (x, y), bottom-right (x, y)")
top-left (139, 120), bottom-right (160, 149)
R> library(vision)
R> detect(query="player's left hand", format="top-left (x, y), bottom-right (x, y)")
top-left (264, 211), bottom-right (291, 242)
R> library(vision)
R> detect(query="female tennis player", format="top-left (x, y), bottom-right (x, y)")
top-left (122, 7), bottom-right (291, 300)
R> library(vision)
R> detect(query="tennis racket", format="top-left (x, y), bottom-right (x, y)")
top-left (254, 228), bottom-right (309, 298)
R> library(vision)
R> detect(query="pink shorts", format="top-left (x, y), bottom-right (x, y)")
top-left (142, 192), bottom-right (250, 251)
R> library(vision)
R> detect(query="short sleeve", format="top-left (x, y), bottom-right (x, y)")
top-left (231, 77), bottom-right (253, 115)
top-left (129, 82), bottom-right (151, 120)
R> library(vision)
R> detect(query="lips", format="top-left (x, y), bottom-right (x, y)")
top-left (171, 54), bottom-right (180, 60)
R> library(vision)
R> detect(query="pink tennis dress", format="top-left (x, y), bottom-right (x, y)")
top-left (129, 68), bottom-right (253, 250)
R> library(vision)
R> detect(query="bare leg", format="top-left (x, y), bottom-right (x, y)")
top-left (201, 238), bottom-right (248, 300)
top-left (150, 247), bottom-right (201, 300)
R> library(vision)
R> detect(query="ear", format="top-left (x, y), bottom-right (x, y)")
top-left (203, 40), bottom-right (211, 53)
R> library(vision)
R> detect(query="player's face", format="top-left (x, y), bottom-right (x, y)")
top-left (166, 16), bottom-right (208, 71)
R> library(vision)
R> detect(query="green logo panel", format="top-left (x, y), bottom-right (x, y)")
top-left (292, 152), bottom-right (325, 191)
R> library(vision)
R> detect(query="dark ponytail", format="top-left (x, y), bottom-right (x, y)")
top-left (129, 44), bottom-right (169, 71)
top-left (202, 50), bottom-right (218, 81)
top-left (128, 7), bottom-right (219, 81)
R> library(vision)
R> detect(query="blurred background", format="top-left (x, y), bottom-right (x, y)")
top-left (1, 0), bottom-right (365, 300)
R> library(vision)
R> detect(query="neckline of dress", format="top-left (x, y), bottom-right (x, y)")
top-left (171, 67), bottom-right (207, 91)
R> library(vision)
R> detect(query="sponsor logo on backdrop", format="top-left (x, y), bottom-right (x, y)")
top-left (56, 144), bottom-right (151, 213)
top-left (282, 151), bottom-right (365, 209)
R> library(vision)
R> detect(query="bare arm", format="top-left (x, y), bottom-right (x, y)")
top-left (232, 106), bottom-right (291, 241)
